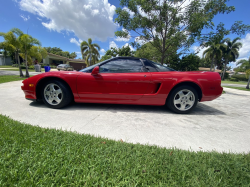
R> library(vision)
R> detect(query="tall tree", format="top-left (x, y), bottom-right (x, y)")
top-left (19, 34), bottom-right (41, 77)
top-left (115, 0), bottom-right (250, 65)
top-left (169, 54), bottom-right (200, 71)
top-left (135, 42), bottom-right (161, 62)
top-left (0, 28), bottom-right (24, 77)
top-left (202, 41), bottom-right (224, 71)
top-left (99, 45), bottom-right (135, 62)
top-left (221, 37), bottom-right (242, 80)
top-left (236, 58), bottom-right (250, 89)
top-left (70, 52), bottom-right (77, 59)
top-left (44, 47), bottom-right (77, 59)
top-left (80, 38), bottom-right (100, 66)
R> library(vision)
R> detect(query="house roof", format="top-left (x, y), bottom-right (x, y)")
top-left (47, 53), bottom-right (85, 63)
top-left (198, 67), bottom-right (233, 74)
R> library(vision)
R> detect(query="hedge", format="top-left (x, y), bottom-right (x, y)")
top-left (231, 74), bottom-right (248, 81)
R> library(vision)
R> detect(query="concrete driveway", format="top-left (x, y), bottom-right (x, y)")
top-left (221, 83), bottom-right (247, 88)
top-left (0, 81), bottom-right (249, 154)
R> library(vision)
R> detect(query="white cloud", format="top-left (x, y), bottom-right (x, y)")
top-left (114, 28), bottom-right (131, 42)
top-left (122, 7), bottom-right (134, 17)
top-left (109, 41), bottom-right (118, 49)
top-left (231, 57), bottom-right (249, 69)
top-left (70, 38), bottom-right (82, 46)
top-left (239, 33), bottom-right (250, 58)
top-left (191, 45), bottom-right (209, 58)
top-left (100, 49), bottom-right (106, 54)
top-left (114, 37), bottom-right (130, 42)
top-left (135, 36), bottom-right (147, 45)
top-left (37, 17), bottom-right (42, 21)
top-left (123, 43), bottom-right (135, 51)
top-left (20, 14), bottom-right (30, 21)
top-left (19, 0), bottom-right (117, 41)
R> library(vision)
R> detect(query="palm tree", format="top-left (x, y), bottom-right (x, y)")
top-left (236, 58), bottom-right (250, 89)
top-left (221, 37), bottom-right (242, 80)
top-left (203, 42), bottom-right (224, 72)
top-left (19, 34), bottom-right (41, 77)
top-left (0, 28), bottom-right (24, 77)
top-left (80, 38), bottom-right (100, 66)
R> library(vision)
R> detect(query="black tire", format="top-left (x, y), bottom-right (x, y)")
top-left (167, 85), bottom-right (198, 114)
top-left (41, 80), bottom-right (73, 109)
top-left (58, 69), bottom-right (60, 71)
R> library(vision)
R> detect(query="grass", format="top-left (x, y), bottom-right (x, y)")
top-left (0, 115), bottom-right (249, 186)
top-left (0, 75), bottom-right (27, 84)
top-left (0, 68), bottom-right (44, 72)
top-left (221, 80), bottom-right (248, 85)
top-left (0, 65), bottom-right (15, 68)
top-left (223, 86), bottom-right (250, 91)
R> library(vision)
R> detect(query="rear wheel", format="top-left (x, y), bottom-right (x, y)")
top-left (167, 85), bottom-right (198, 114)
top-left (42, 80), bottom-right (72, 109)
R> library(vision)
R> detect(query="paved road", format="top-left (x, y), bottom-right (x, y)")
top-left (0, 70), bottom-right (42, 76)
top-left (221, 83), bottom-right (247, 88)
top-left (0, 81), bottom-right (249, 154)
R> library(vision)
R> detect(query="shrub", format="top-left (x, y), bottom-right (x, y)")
top-left (224, 72), bottom-right (229, 79)
top-left (230, 78), bottom-right (238, 82)
top-left (231, 74), bottom-right (248, 81)
top-left (12, 64), bottom-right (18, 67)
top-left (20, 65), bottom-right (26, 69)
top-left (28, 65), bottom-right (35, 70)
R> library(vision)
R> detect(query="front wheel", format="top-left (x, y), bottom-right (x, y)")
top-left (42, 80), bottom-right (72, 109)
top-left (167, 85), bottom-right (198, 114)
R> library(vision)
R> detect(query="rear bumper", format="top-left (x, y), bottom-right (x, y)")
top-left (200, 86), bottom-right (223, 102)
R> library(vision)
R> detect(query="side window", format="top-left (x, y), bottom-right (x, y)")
top-left (99, 59), bottom-right (143, 73)
top-left (143, 60), bottom-right (158, 72)
top-left (150, 61), bottom-right (171, 72)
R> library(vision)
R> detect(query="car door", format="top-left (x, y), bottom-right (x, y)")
top-left (76, 68), bottom-right (118, 101)
top-left (98, 58), bottom-right (152, 102)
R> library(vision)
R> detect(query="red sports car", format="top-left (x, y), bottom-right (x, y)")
top-left (21, 57), bottom-right (223, 114)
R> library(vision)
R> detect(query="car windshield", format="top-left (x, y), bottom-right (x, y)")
top-left (79, 59), bottom-right (110, 72)
top-left (59, 64), bottom-right (67, 67)
top-left (150, 61), bottom-right (176, 71)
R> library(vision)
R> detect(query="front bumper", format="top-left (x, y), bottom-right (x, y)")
top-left (21, 81), bottom-right (37, 100)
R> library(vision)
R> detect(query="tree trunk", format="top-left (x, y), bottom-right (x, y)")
top-left (17, 51), bottom-right (24, 77)
top-left (25, 49), bottom-right (29, 78)
top-left (213, 59), bottom-right (217, 72)
top-left (89, 48), bottom-right (92, 66)
top-left (161, 54), bottom-right (165, 65)
top-left (246, 75), bottom-right (250, 89)
top-left (210, 55), bottom-right (215, 72)
top-left (221, 59), bottom-right (228, 80)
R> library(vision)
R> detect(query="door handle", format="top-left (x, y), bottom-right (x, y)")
top-left (144, 75), bottom-right (146, 77)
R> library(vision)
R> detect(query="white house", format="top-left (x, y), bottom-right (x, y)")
top-left (0, 54), bottom-right (12, 66)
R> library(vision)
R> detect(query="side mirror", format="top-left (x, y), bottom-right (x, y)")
top-left (91, 66), bottom-right (99, 75)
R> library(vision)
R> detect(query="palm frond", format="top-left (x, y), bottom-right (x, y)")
top-left (88, 38), bottom-right (92, 45)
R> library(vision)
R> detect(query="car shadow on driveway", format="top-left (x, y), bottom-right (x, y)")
top-left (29, 102), bottom-right (226, 115)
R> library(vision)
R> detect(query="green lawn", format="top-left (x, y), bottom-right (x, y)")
top-left (221, 80), bottom-right (248, 85)
top-left (0, 68), bottom-right (44, 72)
top-left (0, 75), bottom-right (27, 84)
top-left (0, 115), bottom-right (249, 186)
top-left (223, 86), bottom-right (250, 91)
top-left (0, 65), bottom-right (14, 68)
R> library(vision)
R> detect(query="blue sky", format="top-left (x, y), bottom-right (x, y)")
top-left (0, 0), bottom-right (250, 68)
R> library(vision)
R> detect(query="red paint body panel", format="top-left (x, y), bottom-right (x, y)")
top-left (22, 70), bottom-right (223, 105)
